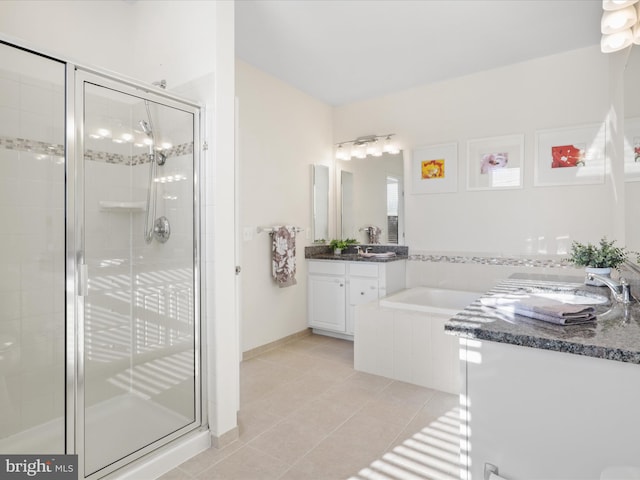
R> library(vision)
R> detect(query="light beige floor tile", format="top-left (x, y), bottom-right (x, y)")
top-left (248, 416), bottom-right (328, 465)
top-left (284, 422), bottom-right (390, 480)
top-left (283, 369), bottom-right (345, 398)
top-left (237, 402), bottom-right (284, 442)
top-left (177, 441), bottom-right (245, 477)
top-left (247, 379), bottom-right (320, 418)
top-left (171, 333), bottom-right (463, 480)
top-left (306, 357), bottom-right (356, 382)
top-left (157, 466), bottom-right (193, 479)
top-left (320, 382), bottom-right (378, 411)
top-left (239, 358), bottom-right (306, 407)
top-left (256, 347), bottom-right (321, 372)
top-left (196, 445), bottom-right (289, 480)
top-left (357, 392), bottom-right (424, 428)
top-left (330, 412), bottom-right (406, 454)
top-left (342, 371), bottom-right (393, 394)
top-left (287, 396), bottom-right (359, 435)
top-left (378, 380), bottom-right (437, 407)
top-left (310, 341), bottom-right (354, 365)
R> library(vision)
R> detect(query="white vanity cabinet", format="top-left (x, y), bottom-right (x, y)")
top-left (308, 259), bottom-right (405, 339)
top-left (463, 339), bottom-right (640, 480)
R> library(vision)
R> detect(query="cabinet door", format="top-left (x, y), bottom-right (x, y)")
top-left (346, 277), bottom-right (379, 335)
top-left (308, 275), bottom-right (346, 332)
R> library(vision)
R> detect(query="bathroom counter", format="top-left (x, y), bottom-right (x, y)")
top-left (305, 253), bottom-right (408, 263)
top-left (445, 273), bottom-right (640, 364)
top-left (304, 245), bottom-right (408, 263)
top-left (454, 272), bottom-right (640, 479)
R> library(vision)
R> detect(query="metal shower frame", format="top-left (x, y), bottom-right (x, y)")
top-left (66, 64), bottom-right (206, 479)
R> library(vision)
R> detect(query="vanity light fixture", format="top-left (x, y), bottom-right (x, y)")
top-left (335, 134), bottom-right (400, 160)
top-left (601, 0), bottom-right (640, 52)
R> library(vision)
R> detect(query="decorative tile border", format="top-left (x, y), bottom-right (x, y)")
top-left (85, 149), bottom-right (128, 164)
top-left (0, 136), bottom-right (64, 157)
top-left (1, 135), bottom-right (193, 165)
top-left (408, 253), bottom-right (571, 268)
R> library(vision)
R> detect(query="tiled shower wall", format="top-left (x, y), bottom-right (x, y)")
top-left (0, 52), bottom-right (66, 449)
top-left (82, 87), bottom-right (196, 421)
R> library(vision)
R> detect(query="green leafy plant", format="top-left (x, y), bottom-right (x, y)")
top-left (329, 238), bottom-right (358, 251)
top-left (567, 237), bottom-right (630, 269)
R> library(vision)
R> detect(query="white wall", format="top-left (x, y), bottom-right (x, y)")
top-left (0, 0), bottom-right (239, 442)
top-left (236, 60), bottom-right (333, 352)
top-left (334, 46), bottom-right (617, 256)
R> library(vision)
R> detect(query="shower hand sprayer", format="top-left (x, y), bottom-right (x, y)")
top-left (141, 100), bottom-right (170, 244)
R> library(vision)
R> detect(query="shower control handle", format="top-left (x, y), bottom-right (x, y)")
top-left (154, 216), bottom-right (171, 243)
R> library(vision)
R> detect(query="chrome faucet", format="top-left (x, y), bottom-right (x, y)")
top-left (586, 273), bottom-right (634, 304)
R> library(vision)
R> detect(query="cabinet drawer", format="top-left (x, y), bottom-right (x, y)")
top-left (348, 263), bottom-right (379, 278)
top-left (349, 277), bottom-right (379, 304)
top-left (308, 261), bottom-right (346, 275)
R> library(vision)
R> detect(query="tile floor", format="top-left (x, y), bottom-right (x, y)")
top-left (160, 334), bottom-right (462, 480)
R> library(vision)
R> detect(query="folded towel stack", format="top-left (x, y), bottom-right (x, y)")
top-left (481, 295), bottom-right (596, 325)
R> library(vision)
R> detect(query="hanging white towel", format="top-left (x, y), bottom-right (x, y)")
top-left (272, 226), bottom-right (297, 288)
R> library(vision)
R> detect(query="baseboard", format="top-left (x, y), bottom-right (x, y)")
top-left (211, 426), bottom-right (239, 449)
top-left (242, 328), bottom-right (312, 360)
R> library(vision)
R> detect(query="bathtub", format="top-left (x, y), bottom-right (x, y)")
top-left (355, 286), bottom-right (483, 394)
top-left (379, 286), bottom-right (481, 316)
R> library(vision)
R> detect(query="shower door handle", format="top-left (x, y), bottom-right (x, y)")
top-left (79, 263), bottom-right (89, 296)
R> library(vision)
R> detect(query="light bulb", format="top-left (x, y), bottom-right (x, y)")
top-left (335, 144), bottom-right (350, 161)
top-left (602, 0), bottom-right (639, 11)
top-left (601, 29), bottom-right (633, 52)
top-left (366, 139), bottom-right (383, 157)
top-left (383, 136), bottom-right (400, 154)
top-left (352, 144), bottom-right (366, 159)
top-left (601, 5), bottom-right (637, 33)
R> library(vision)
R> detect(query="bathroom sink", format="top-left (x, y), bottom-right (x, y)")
top-left (518, 287), bottom-right (609, 305)
top-left (359, 252), bottom-right (397, 258)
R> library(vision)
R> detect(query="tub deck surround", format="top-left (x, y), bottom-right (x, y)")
top-left (445, 273), bottom-right (640, 364)
top-left (304, 245), bottom-right (408, 262)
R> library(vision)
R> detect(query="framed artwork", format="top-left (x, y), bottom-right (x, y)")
top-left (624, 117), bottom-right (640, 182)
top-left (466, 134), bottom-right (524, 191)
top-left (411, 142), bottom-right (458, 194)
top-left (534, 124), bottom-right (605, 187)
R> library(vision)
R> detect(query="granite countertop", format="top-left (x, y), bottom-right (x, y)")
top-left (305, 245), bottom-right (408, 263)
top-left (307, 253), bottom-right (408, 263)
top-left (445, 273), bottom-right (640, 364)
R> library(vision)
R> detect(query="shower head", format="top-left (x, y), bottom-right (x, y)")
top-left (139, 120), bottom-right (152, 136)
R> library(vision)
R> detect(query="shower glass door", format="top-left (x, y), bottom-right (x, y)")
top-left (79, 74), bottom-right (200, 477)
top-left (0, 41), bottom-right (66, 455)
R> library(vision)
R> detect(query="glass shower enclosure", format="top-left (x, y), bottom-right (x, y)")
top-left (0, 41), bottom-right (203, 479)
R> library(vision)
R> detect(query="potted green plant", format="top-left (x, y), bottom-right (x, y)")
top-left (329, 238), bottom-right (358, 255)
top-left (567, 237), bottom-right (630, 286)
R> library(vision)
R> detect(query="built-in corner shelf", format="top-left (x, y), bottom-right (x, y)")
top-left (99, 201), bottom-right (146, 212)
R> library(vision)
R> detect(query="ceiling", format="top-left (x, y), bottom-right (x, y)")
top-left (235, 0), bottom-right (603, 106)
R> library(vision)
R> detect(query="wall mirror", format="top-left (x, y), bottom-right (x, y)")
top-left (625, 46), bottom-right (640, 253)
top-left (337, 152), bottom-right (404, 244)
top-left (312, 164), bottom-right (329, 242)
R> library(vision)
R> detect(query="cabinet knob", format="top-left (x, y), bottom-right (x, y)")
top-left (339, 283), bottom-right (344, 287)
top-left (360, 292), bottom-right (365, 295)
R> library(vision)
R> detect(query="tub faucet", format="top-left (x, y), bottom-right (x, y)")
top-left (586, 273), bottom-right (634, 304)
